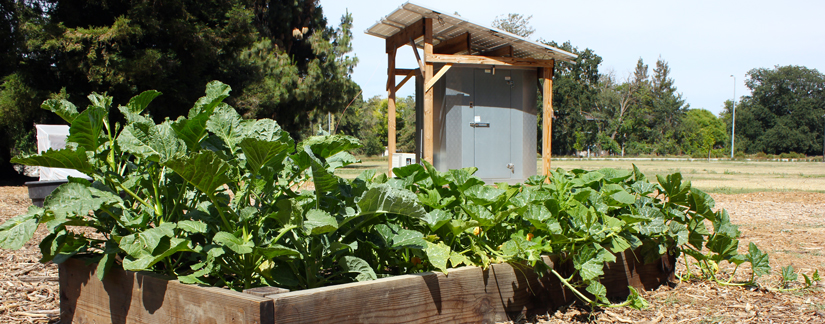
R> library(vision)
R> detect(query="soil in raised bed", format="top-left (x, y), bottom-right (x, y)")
top-left (1, 186), bottom-right (824, 323)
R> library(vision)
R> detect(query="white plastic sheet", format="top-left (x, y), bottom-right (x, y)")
top-left (35, 124), bottom-right (90, 181)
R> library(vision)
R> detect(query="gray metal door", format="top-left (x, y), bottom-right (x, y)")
top-left (472, 69), bottom-right (511, 179)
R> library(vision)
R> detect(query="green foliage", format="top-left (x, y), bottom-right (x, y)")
top-left (0, 0), bottom-right (358, 176)
top-left (2, 82), bottom-right (810, 310)
top-left (5, 82), bottom-right (424, 290)
top-left (491, 13), bottom-right (535, 38)
top-left (728, 65), bottom-right (825, 155)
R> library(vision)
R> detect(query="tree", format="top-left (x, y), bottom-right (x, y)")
top-left (679, 109), bottom-right (726, 159)
top-left (731, 66), bottom-right (824, 155)
top-left (491, 13), bottom-right (534, 38)
top-left (0, 0), bottom-right (358, 177)
top-left (540, 40), bottom-right (602, 155)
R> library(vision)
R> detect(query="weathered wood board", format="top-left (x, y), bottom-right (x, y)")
top-left (59, 250), bottom-right (676, 323)
top-left (59, 258), bottom-right (274, 324)
top-left (267, 257), bottom-right (571, 324)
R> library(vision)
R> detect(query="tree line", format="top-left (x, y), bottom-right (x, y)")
top-left (1, 4), bottom-right (823, 178)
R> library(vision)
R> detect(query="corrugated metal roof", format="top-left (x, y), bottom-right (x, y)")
top-left (365, 2), bottom-right (577, 62)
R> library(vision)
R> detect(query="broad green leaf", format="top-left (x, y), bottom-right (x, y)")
top-left (269, 263), bottom-right (300, 287)
top-left (302, 148), bottom-right (339, 194)
top-left (96, 252), bottom-right (115, 281)
top-left (164, 151), bottom-right (231, 196)
top-left (450, 251), bottom-right (469, 267)
top-left (626, 286), bottom-right (649, 310)
top-left (0, 206), bottom-right (42, 249)
top-left (206, 105), bottom-right (244, 152)
top-left (586, 281), bottom-right (608, 302)
top-left (781, 265), bottom-right (798, 283)
top-left (689, 188), bottom-right (716, 219)
top-left (630, 181), bottom-right (657, 195)
top-left (447, 167), bottom-right (483, 191)
top-left (177, 220), bottom-right (208, 233)
top-left (240, 137), bottom-right (291, 174)
top-left (608, 236), bottom-right (631, 253)
top-left (713, 210), bottom-right (740, 238)
top-left (67, 106), bottom-right (106, 152)
top-left (122, 237), bottom-right (189, 271)
top-left (326, 151), bottom-right (359, 172)
top-left (87, 93), bottom-right (113, 109)
top-left (391, 229), bottom-right (427, 249)
top-left (171, 114), bottom-right (210, 150)
top-left (11, 148), bottom-right (94, 174)
top-left (357, 184), bottom-right (427, 219)
top-left (45, 182), bottom-right (122, 221)
top-left (422, 209), bottom-right (452, 231)
top-left (464, 185), bottom-right (505, 206)
top-left (746, 242), bottom-right (770, 278)
top-left (190, 81), bottom-right (231, 118)
top-left (393, 164), bottom-right (427, 182)
top-left (573, 171), bottom-right (604, 186)
top-left (139, 223), bottom-right (177, 252)
top-left (422, 160), bottom-right (451, 187)
top-left (462, 204), bottom-right (495, 227)
top-left (638, 218), bottom-right (668, 236)
top-left (339, 256), bottom-right (377, 282)
top-left (303, 209), bottom-right (338, 235)
top-left (118, 121), bottom-right (186, 163)
top-left (119, 90), bottom-right (161, 122)
top-left (608, 190), bottom-right (637, 206)
top-left (213, 232), bottom-right (253, 254)
top-left (598, 168), bottom-right (632, 183)
top-left (41, 99), bottom-right (79, 123)
top-left (425, 242), bottom-right (451, 273)
top-left (300, 135), bottom-right (362, 160)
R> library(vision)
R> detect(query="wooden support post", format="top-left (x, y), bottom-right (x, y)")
top-left (388, 46), bottom-right (397, 177)
top-left (541, 62), bottom-right (555, 180)
top-left (423, 18), bottom-right (434, 165)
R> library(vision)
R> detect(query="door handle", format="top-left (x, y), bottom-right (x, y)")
top-left (469, 122), bottom-right (490, 128)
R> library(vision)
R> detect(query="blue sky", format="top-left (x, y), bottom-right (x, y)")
top-left (321, 0), bottom-right (825, 115)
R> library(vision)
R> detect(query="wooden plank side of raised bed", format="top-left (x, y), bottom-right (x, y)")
top-left (268, 259), bottom-right (575, 324)
top-left (59, 258), bottom-right (274, 324)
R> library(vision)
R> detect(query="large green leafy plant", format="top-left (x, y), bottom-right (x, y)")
top-left (0, 81), bottom-right (429, 290)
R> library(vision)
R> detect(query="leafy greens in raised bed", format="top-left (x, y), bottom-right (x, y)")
top-left (1, 81), bottom-right (818, 310)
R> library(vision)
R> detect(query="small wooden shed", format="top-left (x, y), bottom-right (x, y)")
top-left (366, 2), bottom-right (576, 179)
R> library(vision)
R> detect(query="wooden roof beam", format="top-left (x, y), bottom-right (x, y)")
top-left (425, 53), bottom-right (555, 68)
top-left (385, 18), bottom-right (425, 53)
top-left (433, 32), bottom-right (471, 55)
top-left (480, 45), bottom-right (513, 57)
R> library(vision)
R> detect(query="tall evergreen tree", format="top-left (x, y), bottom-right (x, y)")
top-left (0, 0), bottom-right (359, 177)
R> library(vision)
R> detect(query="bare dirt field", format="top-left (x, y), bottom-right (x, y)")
top-left (2, 160), bottom-right (825, 323)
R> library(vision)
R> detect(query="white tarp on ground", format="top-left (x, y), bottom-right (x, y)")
top-left (36, 124), bottom-right (90, 181)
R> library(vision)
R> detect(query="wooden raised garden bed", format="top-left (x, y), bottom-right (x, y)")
top-left (59, 250), bottom-right (677, 323)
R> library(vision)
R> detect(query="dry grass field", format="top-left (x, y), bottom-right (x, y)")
top-left (549, 159), bottom-right (825, 194)
top-left (337, 157), bottom-right (825, 194)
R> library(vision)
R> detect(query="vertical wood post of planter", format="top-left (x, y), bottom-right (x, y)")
top-left (541, 62), bottom-right (555, 180)
top-left (423, 18), bottom-right (434, 164)
top-left (387, 46), bottom-right (397, 177)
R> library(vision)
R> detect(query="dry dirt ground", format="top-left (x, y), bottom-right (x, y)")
top-left (1, 187), bottom-right (824, 323)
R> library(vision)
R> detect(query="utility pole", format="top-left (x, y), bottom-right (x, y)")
top-left (730, 75), bottom-right (736, 159)
top-left (822, 114), bottom-right (825, 163)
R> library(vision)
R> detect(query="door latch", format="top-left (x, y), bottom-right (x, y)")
top-left (469, 101), bottom-right (474, 109)
top-left (506, 163), bottom-right (514, 173)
